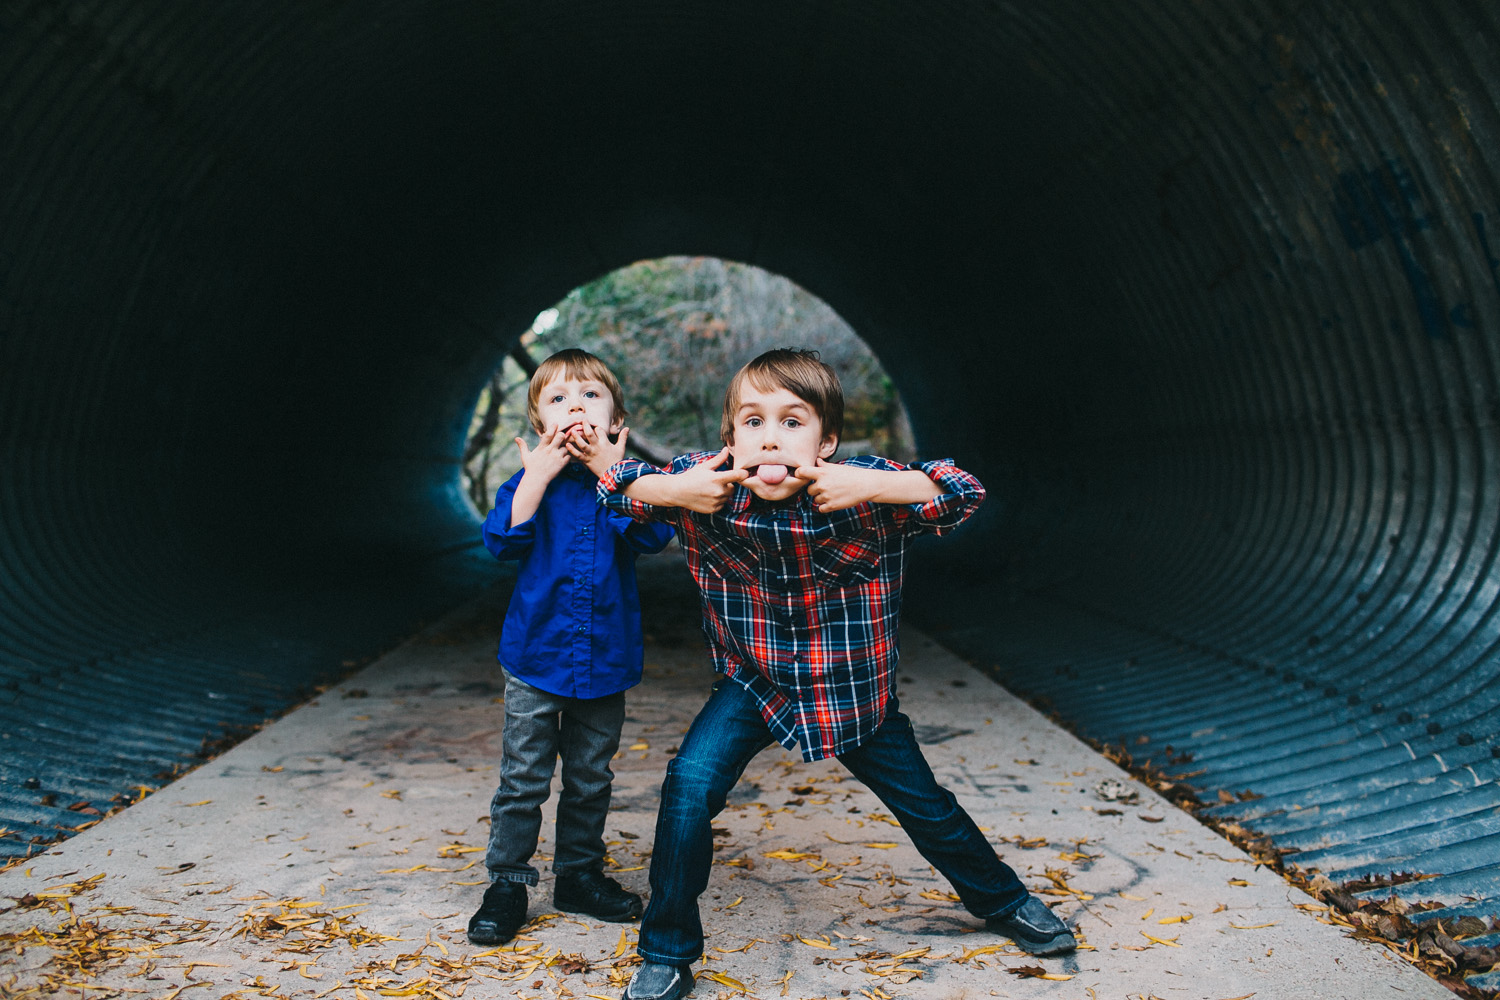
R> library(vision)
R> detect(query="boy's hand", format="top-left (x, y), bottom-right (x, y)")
top-left (565, 423), bottom-right (628, 479)
top-left (626, 447), bottom-right (748, 512)
top-left (506, 425), bottom-right (573, 527)
top-left (672, 447), bottom-right (749, 512)
top-left (515, 425), bottom-right (573, 482)
top-left (800, 460), bottom-right (942, 512)
top-left (799, 459), bottom-right (882, 512)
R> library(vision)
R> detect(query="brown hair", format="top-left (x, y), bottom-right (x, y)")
top-left (526, 348), bottom-right (627, 433)
top-left (720, 348), bottom-right (843, 445)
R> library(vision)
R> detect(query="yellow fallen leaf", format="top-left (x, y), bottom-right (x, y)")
top-left (776, 970), bottom-right (795, 997)
top-left (1039, 973), bottom-right (1074, 981)
top-left (700, 970), bottom-right (748, 991)
top-left (183, 800), bottom-right (213, 807)
top-left (1228, 879), bottom-right (1250, 886)
top-left (1141, 932), bottom-right (1180, 947)
top-left (763, 850), bottom-right (820, 861)
top-left (158, 985), bottom-right (215, 1000)
top-left (614, 927), bottom-right (630, 958)
top-left (797, 933), bottom-right (837, 950)
top-left (380, 789), bottom-right (402, 800)
top-left (1119, 892), bottom-right (1146, 900)
top-left (1229, 921), bottom-right (1278, 929)
top-left (727, 896), bottom-right (743, 907)
top-left (437, 844), bottom-right (483, 857)
top-left (1141, 907), bottom-right (1155, 920)
top-left (1158, 913), bottom-right (1193, 924)
top-left (630, 743), bottom-right (649, 751)
top-left (864, 842), bottom-right (900, 849)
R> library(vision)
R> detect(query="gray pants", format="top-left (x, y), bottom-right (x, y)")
top-left (485, 670), bottom-right (627, 885)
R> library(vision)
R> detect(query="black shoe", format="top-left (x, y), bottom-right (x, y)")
top-left (467, 880), bottom-right (527, 945)
top-left (553, 867), bottom-right (643, 922)
top-left (621, 962), bottom-right (694, 1000)
top-left (986, 895), bottom-right (1078, 955)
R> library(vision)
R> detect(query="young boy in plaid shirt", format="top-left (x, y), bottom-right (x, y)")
top-left (599, 349), bottom-right (1075, 1000)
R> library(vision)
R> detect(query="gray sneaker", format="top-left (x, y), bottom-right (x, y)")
top-left (621, 962), bottom-right (695, 1000)
top-left (986, 895), bottom-right (1078, 955)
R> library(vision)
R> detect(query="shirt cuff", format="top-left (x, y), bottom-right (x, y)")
top-left (599, 458), bottom-right (672, 522)
top-left (904, 458), bottom-right (985, 534)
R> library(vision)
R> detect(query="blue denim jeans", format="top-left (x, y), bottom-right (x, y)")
top-left (485, 670), bottom-right (626, 885)
top-left (637, 678), bottom-right (1028, 965)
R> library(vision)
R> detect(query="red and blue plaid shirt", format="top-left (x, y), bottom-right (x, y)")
top-left (599, 453), bottom-right (985, 761)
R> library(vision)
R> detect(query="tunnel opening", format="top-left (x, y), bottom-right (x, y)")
top-left (2, 3), bottom-right (1500, 979)
top-left (459, 256), bottom-right (916, 515)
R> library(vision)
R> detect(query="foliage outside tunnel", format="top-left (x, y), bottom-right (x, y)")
top-left (462, 257), bottom-right (914, 512)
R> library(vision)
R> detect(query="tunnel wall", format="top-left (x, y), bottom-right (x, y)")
top-left (2, 0), bottom-right (1499, 945)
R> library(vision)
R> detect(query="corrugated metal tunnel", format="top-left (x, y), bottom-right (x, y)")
top-left (2, 0), bottom-right (1499, 948)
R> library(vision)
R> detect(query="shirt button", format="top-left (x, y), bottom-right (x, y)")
top-left (576, 625), bottom-right (588, 633)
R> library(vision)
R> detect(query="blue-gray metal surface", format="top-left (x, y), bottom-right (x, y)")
top-left (1, 0), bottom-right (1498, 971)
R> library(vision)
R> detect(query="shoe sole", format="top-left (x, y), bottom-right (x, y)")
top-left (466, 926), bottom-right (518, 946)
top-left (554, 898), bottom-right (643, 922)
top-left (1014, 932), bottom-right (1077, 956)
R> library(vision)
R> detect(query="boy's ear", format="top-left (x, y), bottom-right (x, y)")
top-left (818, 433), bottom-right (839, 460)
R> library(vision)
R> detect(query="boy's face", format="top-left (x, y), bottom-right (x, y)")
top-left (727, 383), bottom-right (838, 501)
top-left (535, 377), bottom-right (621, 439)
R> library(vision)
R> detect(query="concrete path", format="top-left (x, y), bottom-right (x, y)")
top-left (0, 558), bottom-right (1446, 1000)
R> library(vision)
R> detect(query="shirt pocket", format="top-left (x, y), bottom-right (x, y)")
top-left (811, 533), bottom-right (884, 589)
top-left (697, 530), bottom-right (761, 587)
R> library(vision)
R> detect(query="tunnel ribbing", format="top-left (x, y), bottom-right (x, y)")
top-left (2, 0), bottom-right (1499, 951)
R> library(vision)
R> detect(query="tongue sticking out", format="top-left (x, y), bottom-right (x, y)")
top-left (755, 464), bottom-right (789, 486)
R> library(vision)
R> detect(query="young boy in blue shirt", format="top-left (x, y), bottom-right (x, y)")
top-left (599, 349), bottom-right (1075, 1000)
top-left (467, 349), bottom-right (675, 945)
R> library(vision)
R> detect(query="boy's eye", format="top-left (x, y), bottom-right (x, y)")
top-left (784, 418), bottom-right (801, 429)
top-left (550, 394), bottom-right (564, 403)
top-left (744, 417), bottom-right (762, 428)
top-left (584, 390), bottom-right (599, 398)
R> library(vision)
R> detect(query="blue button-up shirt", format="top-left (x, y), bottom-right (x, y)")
top-left (483, 462), bottom-right (675, 699)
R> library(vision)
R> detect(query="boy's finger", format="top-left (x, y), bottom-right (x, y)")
top-left (698, 446), bottom-right (732, 467)
top-left (514, 437), bottom-right (529, 457)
